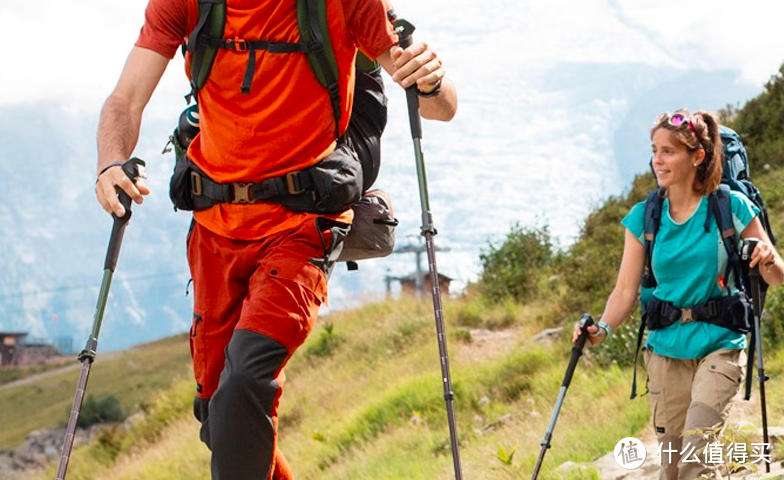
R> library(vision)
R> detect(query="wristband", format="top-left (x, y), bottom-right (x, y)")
top-left (417, 78), bottom-right (442, 98)
top-left (590, 321), bottom-right (612, 341)
top-left (598, 321), bottom-right (612, 340)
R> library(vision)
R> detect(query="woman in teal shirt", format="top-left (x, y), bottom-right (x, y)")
top-left (575, 109), bottom-right (783, 480)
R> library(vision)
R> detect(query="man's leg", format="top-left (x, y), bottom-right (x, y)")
top-left (188, 220), bottom-right (251, 446)
top-left (193, 218), bottom-right (336, 480)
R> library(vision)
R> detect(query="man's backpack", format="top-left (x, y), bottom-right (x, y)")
top-left (166, 0), bottom-right (397, 265)
top-left (630, 125), bottom-right (777, 399)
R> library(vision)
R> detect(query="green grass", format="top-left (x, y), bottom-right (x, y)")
top-left (10, 290), bottom-right (784, 480)
top-left (25, 296), bottom-right (663, 480)
top-left (0, 333), bottom-right (192, 448)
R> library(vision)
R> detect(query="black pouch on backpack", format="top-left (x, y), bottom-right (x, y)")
top-left (168, 133), bottom-right (197, 212)
top-left (276, 141), bottom-right (364, 214)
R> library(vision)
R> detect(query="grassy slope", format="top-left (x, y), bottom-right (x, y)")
top-left (26, 294), bottom-right (753, 480)
top-left (0, 334), bottom-right (192, 449)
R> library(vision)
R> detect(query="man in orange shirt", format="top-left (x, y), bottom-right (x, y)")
top-left (94, 0), bottom-right (457, 478)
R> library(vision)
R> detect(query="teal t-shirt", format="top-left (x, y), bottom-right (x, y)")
top-left (623, 191), bottom-right (759, 359)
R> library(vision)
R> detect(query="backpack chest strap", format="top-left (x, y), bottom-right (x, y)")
top-left (199, 36), bottom-right (308, 94)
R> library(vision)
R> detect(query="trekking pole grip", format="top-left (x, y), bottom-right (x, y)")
top-left (741, 238), bottom-right (763, 316)
top-left (393, 19), bottom-right (423, 140)
top-left (106, 157), bottom-right (145, 272)
top-left (574, 314), bottom-right (595, 351)
top-left (741, 238), bottom-right (760, 274)
top-left (561, 314), bottom-right (594, 388)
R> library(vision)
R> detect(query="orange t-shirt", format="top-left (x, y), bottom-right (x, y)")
top-left (136, 0), bottom-right (397, 240)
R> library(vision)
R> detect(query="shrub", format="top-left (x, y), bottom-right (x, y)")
top-left (477, 223), bottom-right (553, 303)
top-left (74, 394), bottom-right (126, 428)
top-left (303, 322), bottom-right (344, 359)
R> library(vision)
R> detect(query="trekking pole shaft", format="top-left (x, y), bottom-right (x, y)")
top-left (57, 268), bottom-right (118, 479)
top-left (56, 157), bottom-right (142, 480)
top-left (394, 18), bottom-right (462, 480)
top-left (531, 315), bottom-right (593, 480)
top-left (749, 270), bottom-right (770, 471)
top-left (56, 359), bottom-right (93, 480)
top-left (413, 139), bottom-right (432, 220)
top-left (531, 387), bottom-right (567, 479)
top-left (424, 230), bottom-right (462, 479)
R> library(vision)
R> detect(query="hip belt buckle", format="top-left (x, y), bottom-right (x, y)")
top-left (679, 308), bottom-right (694, 324)
top-left (232, 183), bottom-right (253, 204)
top-left (285, 171), bottom-right (305, 195)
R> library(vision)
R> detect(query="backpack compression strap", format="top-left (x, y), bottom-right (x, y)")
top-left (297, 0), bottom-right (342, 137)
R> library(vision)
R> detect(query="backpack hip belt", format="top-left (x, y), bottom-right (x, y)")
top-left (645, 294), bottom-right (752, 334)
top-left (189, 164), bottom-right (315, 209)
top-left (182, 138), bottom-right (363, 215)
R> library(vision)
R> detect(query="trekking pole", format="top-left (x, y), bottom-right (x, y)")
top-left (393, 18), bottom-right (463, 480)
top-left (56, 158), bottom-right (146, 480)
top-left (741, 238), bottom-right (770, 472)
top-left (531, 314), bottom-right (594, 480)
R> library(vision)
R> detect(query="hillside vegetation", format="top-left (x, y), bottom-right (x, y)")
top-left (3, 66), bottom-right (784, 479)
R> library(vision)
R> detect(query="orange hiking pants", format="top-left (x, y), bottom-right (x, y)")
top-left (187, 217), bottom-right (346, 480)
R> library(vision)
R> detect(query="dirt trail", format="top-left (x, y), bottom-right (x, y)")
top-left (0, 351), bottom-right (120, 392)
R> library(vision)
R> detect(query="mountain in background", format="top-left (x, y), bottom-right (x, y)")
top-left (0, 60), bottom-right (760, 352)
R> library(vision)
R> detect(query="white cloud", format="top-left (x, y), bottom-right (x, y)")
top-left (3, 0), bottom-right (780, 110)
top-left (0, 0), bottom-right (185, 114)
top-left (608, 0), bottom-right (784, 86)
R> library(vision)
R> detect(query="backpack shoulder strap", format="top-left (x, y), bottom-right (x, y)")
top-left (642, 188), bottom-right (665, 288)
top-left (186, 0), bottom-right (226, 102)
top-left (710, 184), bottom-right (761, 401)
top-left (630, 187), bottom-right (665, 400)
top-left (708, 185), bottom-right (742, 291)
top-left (296, 0), bottom-right (342, 137)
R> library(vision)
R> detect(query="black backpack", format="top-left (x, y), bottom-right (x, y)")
top-left (631, 125), bottom-right (776, 399)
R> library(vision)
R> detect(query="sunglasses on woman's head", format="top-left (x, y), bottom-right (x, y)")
top-left (656, 112), bottom-right (696, 133)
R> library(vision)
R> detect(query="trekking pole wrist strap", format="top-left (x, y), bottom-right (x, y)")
top-left (96, 162), bottom-right (125, 182)
top-left (417, 78), bottom-right (442, 97)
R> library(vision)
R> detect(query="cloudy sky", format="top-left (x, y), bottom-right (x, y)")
top-left (2, 0), bottom-right (782, 112)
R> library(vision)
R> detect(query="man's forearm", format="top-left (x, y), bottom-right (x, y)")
top-left (420, 77), bottom-right (457, 121)
top-left (96, 95), bottom-right (143, 175)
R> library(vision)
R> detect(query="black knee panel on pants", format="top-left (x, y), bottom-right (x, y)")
top-left (196, 329), bottom-right (290, 480)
